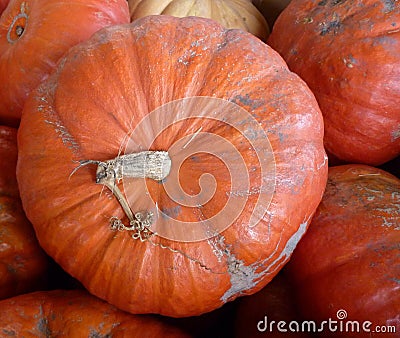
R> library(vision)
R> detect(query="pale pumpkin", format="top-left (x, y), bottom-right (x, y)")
top-left (128, 0), bottom-right (269, 40)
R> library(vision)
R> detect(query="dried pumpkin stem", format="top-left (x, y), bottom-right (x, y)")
top-left (73, 150), bottom-right (171, 232)
top-left (72, 150), bottom-right (224, 273)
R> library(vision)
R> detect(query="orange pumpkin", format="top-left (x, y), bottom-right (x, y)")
top-left (286, 165), bottom-right (400, 337)
top-left (0, 125), bottom-right (49, 299)
top-left (0, 289), bottom-right (191, 337)
top-left (0, 0), bottom-right (130, 127)
top-left (268, 0), bottom-right (400, 165)
top-left (17, 16), bottom-right (327, 317)
top-left (128, 0), bottom-right (269, 40)
top-left (0, 0), bottom-right (9, 14)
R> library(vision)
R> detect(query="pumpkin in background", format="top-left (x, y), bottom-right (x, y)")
top-left (0, 0), bottom-right (9, 15)
top-left (268, 0), bottom-right (400, 166)
top-left (235, 272), bottom-right (309, 337)
top-left (286, 165), bottom-right (400, 337)
top-left (17, 15), bottom-right (327, 317)
top-left (0, 126), bottom-right (49, 299)
top-left (128, 0), bottom-right (269, 40)
top-left (0, 0), bottom-right (130, 127)
top-left (252, 0), bottom-right (291, 29)
top-left (0, 289), bottom-right (191, 337)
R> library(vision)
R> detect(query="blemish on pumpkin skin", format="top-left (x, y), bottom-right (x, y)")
top-left (220, 216), bottom-right (311, 303)
top-left (89, 329), bottom-right (113, 338)
top-left (2, 329), bottom-right (16, 336)
top-left (390, 277), bottom-right (400, 285)
top-left (319, 14), bottom-right (342, 36)
top-left (35, 305), bottom-right (51, 337)
top-left (44, 119), bottom-right (79, 153)
top-left (383, 0), bottom-right (396, 13)
top-left (343, 55), bottom-right (357, 68)
top-left (161, 205), bottom-right (182, 218)
top-left (230, 94), bottom-right (265, 111)
top-left (392, 127), bottom-right (400, 141)
top-left (318, 0), bottom-right (347, 6)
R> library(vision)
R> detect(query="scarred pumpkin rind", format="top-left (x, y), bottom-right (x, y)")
top-left (268, 0), bottom-right (400, 165)
top-left (17, 16), bottom-right (327, 317)
top-left (286, 164), bottom-right (400, 337)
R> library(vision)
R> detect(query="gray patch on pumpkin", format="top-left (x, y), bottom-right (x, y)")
top-left (89, 329), bottom-right (112, 338)
top-left (230, 94), bottom-right (265, 111)
top-left (390, 277), bottom-right (400, 285)
top-left (36, 305), bottom-right (51, 337)
top-left (383, 0), bottom-right (396, 13)
top-left (220, 216), bottom-right (311, 303)
top-left (377, 201), bottom-right (400, 231)
top-left (2, 329), bottom-right (16, 336)
top-left (319, 14), bottom-right (342, 36)
top-left (391, 127), bottom-right (400, 141)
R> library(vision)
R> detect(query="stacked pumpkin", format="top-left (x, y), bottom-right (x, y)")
top-left (0, 0), bottom-right (398, 336)
top-left (0, 125), bottom-right (49, 300)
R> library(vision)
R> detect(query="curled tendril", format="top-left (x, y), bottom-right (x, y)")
top-left (110, 212), bottom-right (154, 241)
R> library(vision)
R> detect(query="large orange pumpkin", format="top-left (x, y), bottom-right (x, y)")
top-left (0, 289), bottom-right (191, 337)
top-left (17, 16), bottom-right (328, 317)
top-left (286, 164), bottom-right (400, 337)
top-left (0, 125), bottom-right (49, 299)
top-left (268, 0), bottom-right (400, 165)
top-left (0, 0), bottom-right (130, 127)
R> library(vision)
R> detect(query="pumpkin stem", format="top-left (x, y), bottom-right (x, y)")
top-left (71, 150), bottom-right (171, 235)
top-left (71, 151), bottom-right (226, 273)
top-left (7, 2), bottom-right (29, 43)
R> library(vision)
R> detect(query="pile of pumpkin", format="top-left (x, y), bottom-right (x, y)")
top-left (0, 0), bottom-right (399, 337)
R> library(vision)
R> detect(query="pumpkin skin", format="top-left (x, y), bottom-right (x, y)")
top-left (0, 126), bottom-right (19, 198)
top-left (17, 16), bottom-right (328, 317)
top-left (0, 0), bottom-right (130, 127)
top-left (0, 289), bottom-right (191, 337)
top-left (286, 165), bottom-right (400, 337)
top-left (128, 0), bottom-right (269, 40)
top-left (0, 126), bottom-right (49, 299)
top-left (0, 0), bottom-right (9, 15)
top-left (268, 0), bottom-right (400, 166)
